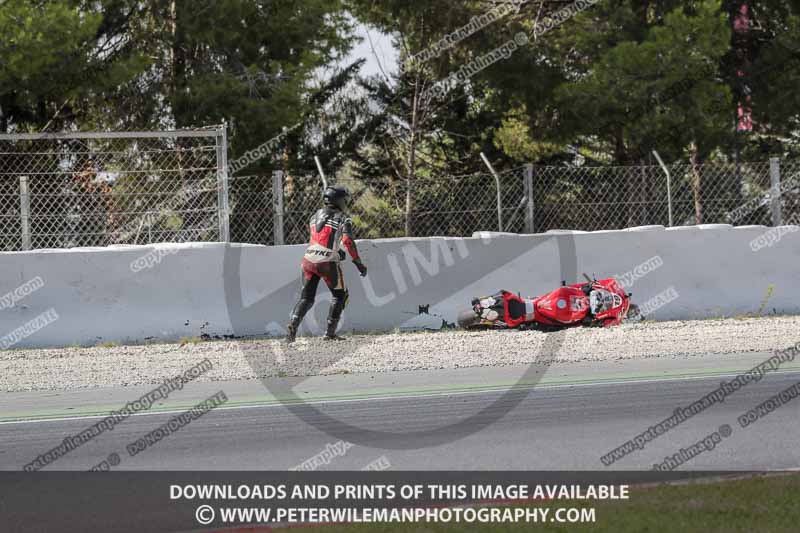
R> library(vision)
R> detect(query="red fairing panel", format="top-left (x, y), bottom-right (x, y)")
top-left (497, 287), bottom-right (589, 329)
top-left (532, 286), bottom-right (590, 326)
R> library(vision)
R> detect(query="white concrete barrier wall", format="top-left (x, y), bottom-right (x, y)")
top-left (0, 224), bottom-right (798, 348)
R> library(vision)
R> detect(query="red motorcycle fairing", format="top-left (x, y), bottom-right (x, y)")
top-left (529, 286), bottom-right (591, 327)
top-left (466, 278), bottom-right (630, 330)
top-left (496, 285), bottom-right (589, 329)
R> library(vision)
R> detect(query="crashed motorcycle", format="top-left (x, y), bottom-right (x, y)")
top-left (457, 277), bottom-right (636, 330)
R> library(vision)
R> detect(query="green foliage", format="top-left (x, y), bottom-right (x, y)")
top-left (552, 0), bottom-right (732, 163)
top-left (3, 0), bottom-right (800, 241)
top-left (494, 105), bottom-right (564, 162)
top-left (0, 0), bottom-right (150, 132)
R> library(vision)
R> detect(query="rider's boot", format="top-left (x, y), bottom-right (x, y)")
top-left (323, 289), bottom-right (348, 341)
top-left (286, 297), bottom-right (313, 344)
top-left (323, 319), bottom-right (346, 341)
top-left (286, 320), bottom-right (299, 344)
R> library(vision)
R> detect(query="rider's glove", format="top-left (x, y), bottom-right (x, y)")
top-left (353, 258), bottom-right (368, 277)
top-left (338, 250), bottom-right (346, 261)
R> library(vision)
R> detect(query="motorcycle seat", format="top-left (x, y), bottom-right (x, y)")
top-left (507, 298), bottom-right (526, 320)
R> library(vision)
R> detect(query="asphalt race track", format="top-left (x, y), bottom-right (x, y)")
top-left (1, 352), bottom-right (799, 471)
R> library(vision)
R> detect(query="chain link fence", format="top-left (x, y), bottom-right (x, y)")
top-left (2, 126), bottom-right (799, 251)
top-left (532, 159), bottom-right (800, 231)
top-left (236, 159), bottom-right (800, 246)
top-left (229, 166), bottom-right (532, 246)
top-left (0, 129), bottom-right (226, 251)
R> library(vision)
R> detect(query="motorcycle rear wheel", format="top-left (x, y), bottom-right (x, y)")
top-left (457, 309), bottom-right (481, 329)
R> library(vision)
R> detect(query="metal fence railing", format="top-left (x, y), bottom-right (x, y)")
top-left (0, 127), bottom-right (228, 251)
top-left (241, 159), bottom-right (800, 246)
top-left (2, 124), bottom-right (799, 251)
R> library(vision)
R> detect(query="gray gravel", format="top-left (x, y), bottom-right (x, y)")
top-left (2, 316), bottom-right (798, 392)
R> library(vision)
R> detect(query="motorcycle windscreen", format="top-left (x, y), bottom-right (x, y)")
top-left (590, 289), bottom-right (622, 315)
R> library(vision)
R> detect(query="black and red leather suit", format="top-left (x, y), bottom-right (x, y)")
top-left (288, 205), bottom-right (363, 339)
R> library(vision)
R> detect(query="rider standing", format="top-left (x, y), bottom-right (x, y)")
top-left (286, 185), bottom-right (367, 343)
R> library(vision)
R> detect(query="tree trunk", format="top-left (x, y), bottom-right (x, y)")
top-left (613, 126), bottom-right (631, 227)
top-left (0, 100), bottom-right (7, 134)
top-left (170, 0), bottom-right (187, 125)
top-left (640, 160), bottom-right (648, 226)
top-left (405, 72), bottom-right (420, 237)
top-left (170, 0), bottom-right (188, 190)
top-left (613, 124), bottom-right (628, 165)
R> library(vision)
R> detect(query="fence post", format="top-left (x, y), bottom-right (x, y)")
top-left (524, 164), bottom-right (534, 233)
top-left (272, 170), bottom-right (285, 245)
top-left (479, 152), bottom-right (503, 232)
top-left (216, 122), bottom-right (231, 242)
top-left (19, 176), bottom-right (31, 250)
top-left (770, 157), bottom-right (782, 226)
top-left (652, 150), bottom-right (673, 227)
